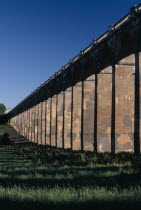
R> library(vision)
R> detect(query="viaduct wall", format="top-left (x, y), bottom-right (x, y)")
top-left (8, 4), bottom-right (141, 153)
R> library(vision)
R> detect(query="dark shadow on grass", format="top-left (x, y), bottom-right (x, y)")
top-left (0, 148), bottom-right (140, 189)
top-left (0, 166), bottom-right (121, 175)
top-left (0, 198), bottom-right (140, 210)
top-left (0, 171), bottom-right (140, 189)
top-left (0, 124), bottom-right (31, 144)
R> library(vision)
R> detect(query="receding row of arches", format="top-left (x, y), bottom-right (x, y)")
top-left (9, 29), bottom-right (141, 153)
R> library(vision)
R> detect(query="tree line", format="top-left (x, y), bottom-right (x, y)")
top-left (0, 104), bottom-right (6, 115)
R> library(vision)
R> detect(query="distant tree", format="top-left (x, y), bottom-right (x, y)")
top-left (0, 104), bottom-right (6, 115)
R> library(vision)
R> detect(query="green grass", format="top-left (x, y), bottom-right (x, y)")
top-left (0, 146), bottom-right (141, 210)
top-left (0, 124), bottom-right (141, 210)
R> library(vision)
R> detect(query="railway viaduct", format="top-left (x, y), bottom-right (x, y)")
top-left (7, 4), bottom-right (141, 154)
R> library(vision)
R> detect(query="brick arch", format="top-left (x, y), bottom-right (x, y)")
top-left (136, 28), bottom-right (141, 51)
top-left (115, 31), bottom-right (134, 62)
top-left (98, 46), bottom-right (113, 72)
top-left (83, 53), bottom-right (96, 79)
top-left (140, 38), bottom-right (141, 51)
top-left (72, 61), bottom-right (83, 85)
top-left (63, 68), bottom-right (73, 90)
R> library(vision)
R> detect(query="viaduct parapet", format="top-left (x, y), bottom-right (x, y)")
top-left (7, 4), bottom-right (141, 153)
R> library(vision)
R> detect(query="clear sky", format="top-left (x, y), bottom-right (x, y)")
top-left (0, 0), bottom-right (140, 109)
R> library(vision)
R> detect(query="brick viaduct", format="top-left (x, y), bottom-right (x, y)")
top-left (7, 4), bottom-right (141, 154)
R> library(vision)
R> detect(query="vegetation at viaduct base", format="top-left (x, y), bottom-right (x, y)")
top-left (0, 104), bottom-right (6, 116)
top-left (0, 124), bottom-right (141, 210)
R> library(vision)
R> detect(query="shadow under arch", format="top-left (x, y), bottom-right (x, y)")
top-left (134, 29), bottom-right (141, 154)
top-left (115, 31), bottom-right (135, 64)
top-left (83, 53), bottom-right (97, 80)
top-left (98, 46), bottom-right (113, 73)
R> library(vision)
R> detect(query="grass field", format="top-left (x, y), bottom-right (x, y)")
top-left (0, 124), bottom-right (141, 210)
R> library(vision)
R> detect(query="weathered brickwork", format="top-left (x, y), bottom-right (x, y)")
top-left (97, 67), bottom-right (112, 152)
top-left (57, 92), bottom-right (64, 148)
top-left (115, 61), bottom-right (135, 152)
top-left (46, 98), bottom-right (51, 145)
top-left (64, 87), bottom-right (72, 149)
top-left (31, 106), bottom-right (35, 142)
top-left (8, 4), bottom-right (141, 154)
top-left (42, 101), bottom-right (46, 145)
top-left (83, 75), bottom-right (95, 151)
top-left (29, 109), bottom-right (31, 140)
top-left (34, 105), bottom-right (38, 143)
top-left (37, 103), bottom-right (42, 144)
top-left (28, 109), bottom-right (30, 140)
top-left (51, 96), bottom-right (57, 147)
top-left (72, 82), bottom-right (82, 150)
top-left (25, 110), bottom-right (28, 139)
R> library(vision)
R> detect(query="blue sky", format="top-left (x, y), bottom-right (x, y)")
top-left (0, 0), bottom-right (140, 109)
